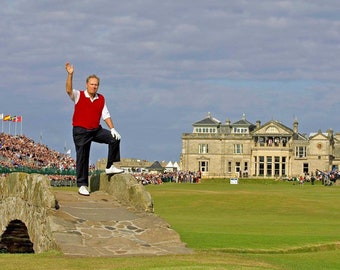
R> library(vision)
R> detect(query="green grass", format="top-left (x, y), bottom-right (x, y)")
top-left (147, 179), bottom-right (340, 251)
top-left (0, 179), bottom-right (339, 269)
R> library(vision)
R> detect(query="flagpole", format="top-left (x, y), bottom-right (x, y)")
top-left (0, 113), bottom-right (3, 133)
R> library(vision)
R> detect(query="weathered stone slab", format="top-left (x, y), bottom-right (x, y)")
top-left (90, 173), bottom-right (154, 213)
top-left (51, 190), bottom-right (193, 257)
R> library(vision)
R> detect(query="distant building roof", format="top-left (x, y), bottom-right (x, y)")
top-left (193, 112), bottom-right (221, 126)
top-left (148, 161), bottom-right (164, 171)
top-left (232, 113), bottom-right (256, 130)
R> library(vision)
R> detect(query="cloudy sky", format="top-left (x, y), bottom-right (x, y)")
top-left (1, 1), bottom-right (340, 164)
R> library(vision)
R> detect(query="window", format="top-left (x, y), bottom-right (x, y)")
top-left (243, 162), bottom-right (248, 177)
top-left (235, 162), bottom-right (241, 173)
top-left (267, 137), bottom-right (273, 146)
top-left (274, 156), bottom-right (280, 176)
top-left (234, 144), bottom-right (243, 154)
top-left (303, 163), bottom-right (309, 174)
top-left (199, 161), bottom-right (208, 172)
top-left (233, 127), bottom-right (248, 134)
top-left (267, 156), bottom-right (272, 176)
top-left (282, 157), bottom-right (286, 176)
top-left (228, 161), bottom-right (232, 173)
top-left (295, 146), bottom-right (306, 158)
top-left (254, 156), bottom-right (257, 175)
top-left (259, 156), bottom-right (265, 175)
top-left (199, 144), bottom-right (208, 154)
top-left (195, 127), bottom-right (216, 133)
top-left (258, 137), bottom-right (265, 146)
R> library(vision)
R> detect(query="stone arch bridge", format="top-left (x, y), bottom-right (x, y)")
top-left (0, 172), bottom-right (192, 256)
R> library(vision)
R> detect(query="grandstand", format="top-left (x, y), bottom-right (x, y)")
top-left (0, 133), bottom-right (79, 186)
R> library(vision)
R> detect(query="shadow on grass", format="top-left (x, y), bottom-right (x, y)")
top-left (206, 241), bottom-right (340, 254)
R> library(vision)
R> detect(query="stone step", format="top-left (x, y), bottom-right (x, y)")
top-left (51, 190), bottom-right (193, 257)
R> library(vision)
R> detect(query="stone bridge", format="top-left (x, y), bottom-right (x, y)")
top-left (0, 172), bottom-right (192, 256)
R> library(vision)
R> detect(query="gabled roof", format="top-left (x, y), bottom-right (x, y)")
top-left (193, 112), bottom-right (221, 126)
top-left (231, 114), bottom-right (256, 130)
top-left (309, 130), bottom-right (329, 140)
top-left (232, 119), bottom-right (254, 126)
top-left (254, 120), bottom-right (293, 135)
top-left (148, 161), bottom-right (164, 170)
top-left (254, 120), bottom-right (307, 140)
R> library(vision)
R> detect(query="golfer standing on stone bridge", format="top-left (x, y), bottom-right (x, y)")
top-left (65, 62), bottom-right (124, 196)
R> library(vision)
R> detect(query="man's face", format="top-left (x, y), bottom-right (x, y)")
top-left (86, 78), bottom-right (99, 95)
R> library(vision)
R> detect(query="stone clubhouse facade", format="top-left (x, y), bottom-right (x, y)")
top-left (180, 112), bottom-right (340, 179)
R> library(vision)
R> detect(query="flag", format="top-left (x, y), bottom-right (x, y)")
top-left (16, 116), bottom-right (22, 123)
top-left (3, 115), bottom-right (11, 121)
top-left (11, 116), bottom-right (16, 122)
top-left (0, 113), bottom-right (3, 120)
top-left (12, 116), bottom-right (22, 123)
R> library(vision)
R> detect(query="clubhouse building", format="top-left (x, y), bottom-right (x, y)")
top-left (180, 113), bottom-right (340, 179)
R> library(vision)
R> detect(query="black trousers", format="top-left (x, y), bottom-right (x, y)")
top-left (73, 126), bottom-right (120, 187)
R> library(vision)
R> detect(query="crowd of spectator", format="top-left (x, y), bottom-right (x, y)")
top-left (0, 133), bottom-right (76, 182)
top-left (133, 171), bottom-right (201, 185)
top-left (288, 169), bottom-right (339, 186)
top-left (315, 169), bottom-right (339, 186)
top-left (0, 133), bottom-right (201, 187)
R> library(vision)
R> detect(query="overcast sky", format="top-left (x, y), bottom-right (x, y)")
top-left (1, 1), bottom-right (340, 164)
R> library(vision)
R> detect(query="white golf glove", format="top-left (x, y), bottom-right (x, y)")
top-left (110, 128), bottom-right (121, 140)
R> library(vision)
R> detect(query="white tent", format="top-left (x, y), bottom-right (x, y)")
top-left (165, 161), bottom-right (173, 168)
top-left (165, 161), bottom-right (180, 172)
top-left (173, 161), bottom-right (180, 171)
top-left (165, 161), bottom-right (174, 172)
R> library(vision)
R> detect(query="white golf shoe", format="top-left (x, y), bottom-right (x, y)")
top-left (78, 186), bottom-right (90, 196)
top-left (105, 165), bottom-right (124, 174)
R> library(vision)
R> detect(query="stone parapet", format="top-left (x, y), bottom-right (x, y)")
top-left (89, 173), bottom-right (154, 213)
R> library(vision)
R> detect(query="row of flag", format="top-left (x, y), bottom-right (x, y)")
top-left (0, 114), bottom-right (22, 123)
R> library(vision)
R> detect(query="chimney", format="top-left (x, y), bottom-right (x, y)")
top-left (293, 118), bottom-right (298, 133)
top-left (327, 128), bottom-right (333, 138)
top-left (256, 120), bottom-right (261, 128)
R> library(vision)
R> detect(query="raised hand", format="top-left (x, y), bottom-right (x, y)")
top-left (65, 62), bottom-right (74, 74)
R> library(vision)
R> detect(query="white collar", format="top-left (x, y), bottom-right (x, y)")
top-left (84, 90), bottom-right (98, 101)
